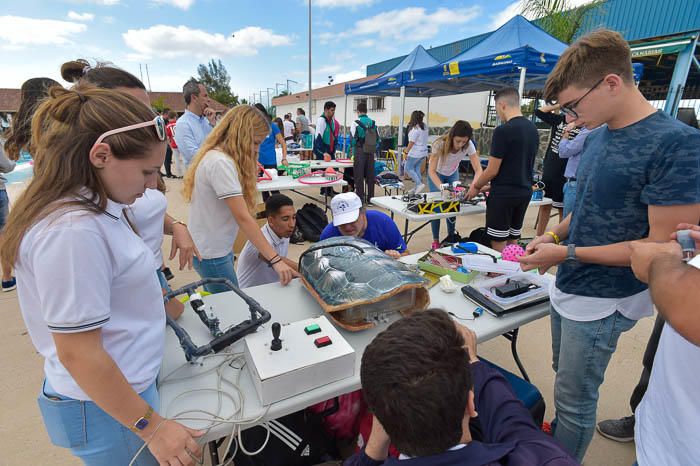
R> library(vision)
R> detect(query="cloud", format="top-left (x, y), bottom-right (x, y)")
top-left (334, 69), bottom-right (364, 83)
top-left (102, 16), bottom-right (115, 23)
top-left (0, 16), bottom-right (87, 46)
top-left (318, 64), bottom-right (342, 74)
top-left (151, 0), bottom-right (196, 10)
top-left (321, 6), bottom-right (481, 44)
top-left (122, 25), bottom-right (292, 59)
top-left (314, 0), bottom-right (375, 8)
top-left (67, 11), bottom-right (95, 21)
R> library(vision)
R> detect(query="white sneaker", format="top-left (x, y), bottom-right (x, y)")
top-left (414, 183), bottom-right (426, 193)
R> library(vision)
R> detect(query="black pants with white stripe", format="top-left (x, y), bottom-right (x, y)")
top-left (485, 194), bottom-right (531, 241)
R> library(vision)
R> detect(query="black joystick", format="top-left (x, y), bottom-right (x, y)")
top-left (271, 322), bottom-right (282, 351)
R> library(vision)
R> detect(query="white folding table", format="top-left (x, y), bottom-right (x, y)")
top-left (371, 193), bottom-right (553, 243)
top-left (158, 246), bottom-right (550, 462)
top-left (257, 175), bottom-right (347, 211)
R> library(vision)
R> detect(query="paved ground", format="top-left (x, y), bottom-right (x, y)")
top-left (0, 177), bottom-right (643, 465)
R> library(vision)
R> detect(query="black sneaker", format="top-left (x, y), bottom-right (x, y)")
top-left (162, 267), bottom-right (174, 281)
top-left (1, 277), bottom-right (16, 292)
top-left (596, 415), bottom-right (635, 443)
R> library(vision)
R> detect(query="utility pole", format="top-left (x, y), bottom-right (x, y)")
top-left (267, 87), bottom-right (275, 108)
top-left (286, 79), bottom-right (299, 94)
top-left (308, 0), bottom-right (312, 119)
top-left (275, 83), bottom-right (285, 96)
top-left (144, 64), bottom-right (152, 92)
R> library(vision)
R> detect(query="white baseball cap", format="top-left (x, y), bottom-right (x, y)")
top-left (331, 192), bottom-right (363, 226)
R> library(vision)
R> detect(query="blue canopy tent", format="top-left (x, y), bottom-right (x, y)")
top-left (346, 16), bottom-right (569, 147)
top-left (344, 45), bottom-right (439, 148)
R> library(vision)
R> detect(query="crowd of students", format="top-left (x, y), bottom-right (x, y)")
top-left (0, 26), bottom-right (698, 466)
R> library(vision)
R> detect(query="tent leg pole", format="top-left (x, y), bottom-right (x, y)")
top-left (344, 94), bottom-right (348, 154)
top-left (398, 86), bottom-right (406, 151)
top-left (426, 97), bottom-right (431, 132)
top-left (518, 67), bottom-right (527, 104)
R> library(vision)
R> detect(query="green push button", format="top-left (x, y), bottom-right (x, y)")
top-left (304, 323), bottom-right (321, 335)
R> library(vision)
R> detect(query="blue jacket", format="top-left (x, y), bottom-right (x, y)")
top-left (344, 362), bottom-right (578, 466)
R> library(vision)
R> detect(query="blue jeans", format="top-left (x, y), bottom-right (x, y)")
top-left (404, 156), bottom-right (424, 187)
top-left (563, 180), bottom-right (577, 218)
top-left (0, 189), bottom-right (9, 229)
top-left (38, 379), bottom-right (159, 465)
top-left (193, 252), bottom-right (238, 294)
top-left (550, 305), bottom-right (636, 462)
top-left (428, 171), bottom-right (459, 241)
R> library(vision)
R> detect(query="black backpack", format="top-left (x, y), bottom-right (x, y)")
top-left (227, 409), bottom-right (339, 465)
top-left (467, 227), bottom-right (491, 248)
top-left (355, 119), bottom-right (378, 154)
top-left (295, 203), bottom-right (329, 243)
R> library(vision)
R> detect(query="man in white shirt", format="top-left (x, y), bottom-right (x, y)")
top-left (236, 194), bottom-right (298, 289)
top-left (624, 224), bottom-right (700, 466)
top-left (283, 114), bottom-right (295, 142)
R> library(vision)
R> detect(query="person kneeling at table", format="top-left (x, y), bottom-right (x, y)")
top-left (345, 309), bottom-right (578, 466)
top-left (321, 192), bottom-right (408, 258)
top-left (237, 194), bottom-right (299, 289)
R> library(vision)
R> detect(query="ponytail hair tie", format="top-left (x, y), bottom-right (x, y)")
top-left (76, 91), bottom-right (87, 103)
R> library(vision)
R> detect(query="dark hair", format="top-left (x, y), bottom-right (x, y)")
top-left (357, 102), bottom-right (368, 114)
top-left (265, 194), bottom-right (294, 217)
top-left (3, 77), bottom-right (61, 160)
top-left (61, 59), bottom-right (145, 90)
top-left (297, 108), bottom-right (305, 115)
top-left (408, 110), bottom-right (425, 130)
top-left (494, 87), bottom-right (519, 107)
top-left (361, 309), bottom-right (473, 457)
top-left (324, 101), bottom-right (336, 111)
top-left (183, 79), bottom-right (201, 105)
top-left (273, 117), bottom-right (284, 134)
top-left (284, 113), bottom-right (291, 120)
top-left (254, 103), bottom-right (271, 121)
top-left (167, 110), bottom-right (178, 120)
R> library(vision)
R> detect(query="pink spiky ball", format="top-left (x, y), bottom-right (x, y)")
top-left (501, 244), bottom-right (525, 262)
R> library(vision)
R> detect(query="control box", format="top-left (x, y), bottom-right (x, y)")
top-left (244, 316), bottom-right (355, 405)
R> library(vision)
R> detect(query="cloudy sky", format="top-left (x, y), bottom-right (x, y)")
top-left (0, 0), bottom-right (571, 102)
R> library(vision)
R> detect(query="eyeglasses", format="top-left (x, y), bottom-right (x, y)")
top-left (560, 78), bottom-right (604, 120)
top-left (93, 115), bottom-right (166, 147)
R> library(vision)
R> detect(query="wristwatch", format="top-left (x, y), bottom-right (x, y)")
top-left (565, 243), bottom-right (578, 262)
top-left (130, 405), bottom-right (154, 433)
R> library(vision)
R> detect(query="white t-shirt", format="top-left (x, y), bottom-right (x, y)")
top-left (15, 197), bottom-right (165, 400)
top-left (432, 138), bottom-right (477, 176)
top-left (407, 126), bottom-right (429, 159)
top-left (130, 188), bottom-right (167, 267)
top-left (550, 283), bottom-right (653, 322)
top-left (236, 223), bottom-right (289, 289)
top-left (283, 120), bottom-right (295, 139)
top-left (189, 150), bottom-right (244, 259)
top-left (635, 323), bottom-right (700, 465)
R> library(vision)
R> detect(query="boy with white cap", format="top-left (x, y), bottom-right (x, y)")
top-left (320, 192), bottom-right (407, 258)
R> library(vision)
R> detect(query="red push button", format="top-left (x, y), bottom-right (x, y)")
top-left (314, 336), bottom-right (332, 348)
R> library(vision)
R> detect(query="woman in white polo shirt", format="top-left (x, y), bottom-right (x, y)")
top-left (61, 60), bottom-right (201, 319)
top-left (427, 120), bottom-right (483, 249)
top-left (183, 105), bottom-right (297, 294)
top-left (0, 87), bottom-right (202, 465)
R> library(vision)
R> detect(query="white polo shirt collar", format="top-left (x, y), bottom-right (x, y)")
top-left (263, 223), bottom-right (283, 248)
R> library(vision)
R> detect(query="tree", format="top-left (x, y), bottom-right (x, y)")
top-left (151, 95), bottom-right (166, 113)
top-left (278, 90), bottom-right (291, 97)
top-left (195, 59), bottom-right (239, 107)
top-left (521, 0), bottom-right (604, 44)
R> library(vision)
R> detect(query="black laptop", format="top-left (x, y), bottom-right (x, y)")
top-left (461, 285), bottom-right (550, 317)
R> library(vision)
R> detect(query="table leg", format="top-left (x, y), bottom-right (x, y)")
top-left (502, 328), bottom-right (530, 382)
top-left (404, 219), bottom-right (409, 242)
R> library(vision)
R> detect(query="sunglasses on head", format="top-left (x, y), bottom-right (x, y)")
top-left (93, 115), bottom-right (166, 148)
